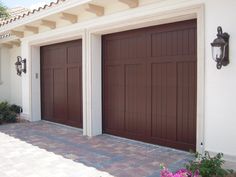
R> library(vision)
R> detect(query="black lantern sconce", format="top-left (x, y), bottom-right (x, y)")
top-left (211, 26), bottom-right (230, 69)
top-left (15, 56), bottom-right (26, 76)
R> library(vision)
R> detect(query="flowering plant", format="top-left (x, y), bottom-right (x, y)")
top-left (186, 152), bottom-right (233, 177)
top-left (160, 164), bottom-right (199, 177)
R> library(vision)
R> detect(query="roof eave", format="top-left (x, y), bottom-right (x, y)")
top-left (0, 0), bottom-right (92, 33)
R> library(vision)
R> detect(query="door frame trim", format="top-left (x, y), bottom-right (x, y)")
top-left (87, 4), bottom-right (205, 152)
top-left (27, 30), bottom-right (87, 135)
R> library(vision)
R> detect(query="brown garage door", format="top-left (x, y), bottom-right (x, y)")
top-left (41, 40), bottom-right (83, 128)
top-left (102, 20), bottom-right (197, 151)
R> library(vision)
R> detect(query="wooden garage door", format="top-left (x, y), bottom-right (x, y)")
top-left (41, 40), bottom-right (83, 128)
top-left (102, 20), bottom-right (197, 151)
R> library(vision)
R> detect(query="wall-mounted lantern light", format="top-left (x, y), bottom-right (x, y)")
top-left (15, 56), bottom-right (26, 76)
top-left (211, 26), bottom-right (230, 69)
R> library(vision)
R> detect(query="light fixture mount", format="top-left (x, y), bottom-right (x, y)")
top-left (15, 56), bottom-right (26, 76)
top-left (211, 26), bottom-right (230, 69)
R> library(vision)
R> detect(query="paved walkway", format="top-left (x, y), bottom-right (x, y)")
top-left (0, 132), bottom-right (112, 177)
top-left (0, 121), bottom-right (194, 177)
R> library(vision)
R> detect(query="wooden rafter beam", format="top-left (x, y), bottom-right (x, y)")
top-left (10, 30), bottom-right (24, 38)
top-left (10, 40), bottom-right (21, 47)
top-left (85, 4), bottom-right (104, 16)
top-left (24, 25), bottom-right (39, 34)
top-left (2, 43), bottom-right (13, 49)
top-left (119, 0), bottom-right (139, 8)
top-left (59, 12), bottom-right (78, 24)
top-left (40, 20), bottom-right (56, 29)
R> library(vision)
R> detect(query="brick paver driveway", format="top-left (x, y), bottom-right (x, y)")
top-left (0, 121), bottom-right (193, 177)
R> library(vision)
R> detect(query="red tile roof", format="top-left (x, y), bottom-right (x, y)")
top-left (7, 7), bottom-right (30, 18)
top-left (0, 0), bottom-right (66, 27)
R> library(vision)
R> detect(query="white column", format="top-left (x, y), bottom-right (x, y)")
top-left (31, 46), bottom-right (41, 121)
top-left (84, 32), bottom-right (102, 136)
top-left (82, 31), bottom-right (88, 136)
top-left (21, 41), bottom-right (32, 121)
top-left (90, 33), bottom-right (102, 136)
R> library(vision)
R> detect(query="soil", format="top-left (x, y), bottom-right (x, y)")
top-left (16, 116), bottom-right (30, 123)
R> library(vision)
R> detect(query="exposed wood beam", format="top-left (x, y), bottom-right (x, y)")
top-left (85, 4), bottom-right (104, 16)
top-left (119, 0), bottom-right (139, 8)
top-left (24, 25), bottom-right (39, 34)
top-left (10, 30), bottom-right (24, 38)
top-left (59, 12), bottom-right (78, 24)
top-left (40, 20), bottom-right (56, 29)
top-left (10, 40), bottom-right (21, 47)
top-left (2, 43), bottom-right (13, 49)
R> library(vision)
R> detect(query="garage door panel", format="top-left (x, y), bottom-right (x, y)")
top-left (177, 29), bottom-right (197, 56)
top-left (47, 48), bottom-right (66, 67)
top-left (67, 66), bottom-right (82, 124)
top-left (166, 63), bottom-right (177, 140)
top-left (41, 40), bottom-right (83, 128)
top-left (151, 28), bottom-right (196, 58)
top-left (151, 31), bottom-right (175, 57)
top-left (106, 40), bottom-right (121, 60)
top-left (177, 62), bottom-right (197, 144)
top-left (187, 62), bottom-right (197, 144)
top-left (136, 35), bottom-right (147, 58)
top-left (148, 56), bottom-right (196, 64)
top-left (189, 28), bottom-right (197, 55)
top-left (42, 69), bottom-right (53, 121)
top-left (104, 65), bottom-right (125, 131)
top-left (68, 45), bottom-right (82, 64)
top-left (103, 20), bottom-right (197, 151)
top-left (151, 63), bottom-right (177, 140)
top-left (104, 59), bottom-right (147, 66)
top-left (177, 31), bottom-right (184, 55)
top-left (125, 64), bottom-right (146, 134)
top-left (151, 63), bottom-right (176, 140)
top-left (120, 36), bottom-right (147, 59)
top-left (183, 29), bottom-right (190, 55)
top-left (151, 33), bottom-right (162, 57)
top-left (41, 51), bottom-right (50, 67)
top-left (53, 68), bottom-right (67, 121)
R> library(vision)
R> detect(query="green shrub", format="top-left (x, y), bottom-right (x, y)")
top-left (0, 101), bottom-right (9, 112)
top-left (10, 104), bottom-right (22, 114)
top-left (0, 101), bottom-right (21, 123)
top-left (186, 151), bottom-right (234, 177)
top-left (2, 111), bottom-right (17, 123)
top-left (0, 114), bottom-right (3, 124)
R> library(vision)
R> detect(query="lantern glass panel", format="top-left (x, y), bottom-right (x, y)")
top-left (211, 45), bottom-right (226, 62)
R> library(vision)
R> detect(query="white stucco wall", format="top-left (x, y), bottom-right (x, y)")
top-left (9, 46), bottom-right (22, 106)
top-left (0, 0), bottom-right (236, 161)
top-left (203, 0), bottom-right (236, 159)
top-left (0, 47), bottom-right (10, 102)
top-left (0, 46), bottom-right (22, 106)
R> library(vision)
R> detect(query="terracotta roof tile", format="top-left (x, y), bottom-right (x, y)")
top-left (7, 7), bottom-right (30, 17)
top-left (0, 0), bottom-right (67, 27)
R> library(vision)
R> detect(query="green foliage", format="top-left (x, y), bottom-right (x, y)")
top-left (186, 151), bottom-right (234, 177)
top-left (0, 2), bottom-right (10, 19)
top-left (0, 102), bottom-right (22, 124)
top-left (10, 104), bottom-right (22, 114)
top-left (2, 111), bottom-right (17, 123)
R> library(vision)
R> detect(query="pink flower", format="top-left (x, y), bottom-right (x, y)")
top-left (160, 165), bottom-right (200, 177)
top-left (160, 165), bottom-right (173, 177)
